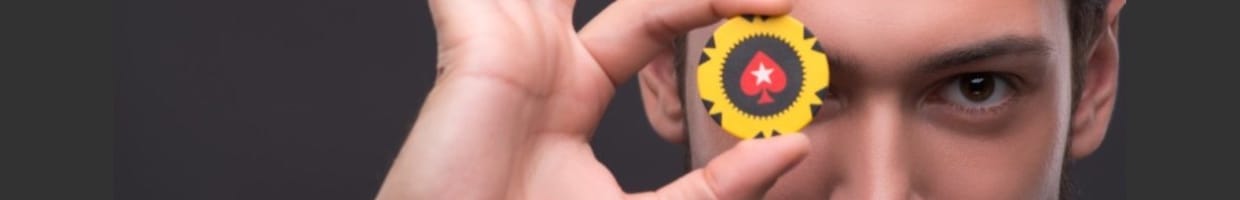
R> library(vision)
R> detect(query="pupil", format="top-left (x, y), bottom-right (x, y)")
top-left (960, 74), bottom-right (994, 101)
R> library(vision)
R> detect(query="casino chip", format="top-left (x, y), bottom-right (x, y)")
top-left (697, 15), bottom-right (830, 140)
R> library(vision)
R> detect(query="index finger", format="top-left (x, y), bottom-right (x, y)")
top-left (579, 0), bottom-right (795, 86)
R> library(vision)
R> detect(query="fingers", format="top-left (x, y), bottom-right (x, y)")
top-left (630, 134), bottom-right (810, 200)
top-left (580, 0), bottom-right (795, 86)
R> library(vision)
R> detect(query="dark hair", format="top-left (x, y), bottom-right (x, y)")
top-left (672, 0), bottom-right (1112, 199)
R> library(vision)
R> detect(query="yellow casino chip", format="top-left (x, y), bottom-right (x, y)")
top-left (697, 15), bottom-right (830, 139)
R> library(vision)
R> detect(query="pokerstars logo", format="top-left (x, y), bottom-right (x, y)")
top-left (720, 35), bottom-right (804, 117)
top-left (696, 15), bottom-right (830, 139)
top-left (741, 51), bottom-right (787, 105)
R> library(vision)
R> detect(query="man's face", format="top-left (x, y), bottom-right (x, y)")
top-left (682, 0), bottom-right (1073, 198)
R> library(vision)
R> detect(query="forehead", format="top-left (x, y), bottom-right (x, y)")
top-left (686, 0), bottom-right (1069, 75)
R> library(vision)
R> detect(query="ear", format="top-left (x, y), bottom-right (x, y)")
top-left (638, 49), bottom-right (687, 144)
top-left (1069, 0), bottom-right (1125, 160)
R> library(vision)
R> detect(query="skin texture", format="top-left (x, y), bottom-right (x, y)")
top-left (638, 0), bottom-right (1125, 199)
top-left (380, 0), bottom-right (813, 199)
top-left (382, 0), bottom-right (1124, 199)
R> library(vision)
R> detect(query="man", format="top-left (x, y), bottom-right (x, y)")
top-left (379, 0), bottom-right (1123, 199)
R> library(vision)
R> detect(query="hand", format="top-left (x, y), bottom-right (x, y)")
top-left (378, 0), bottom-right (809, 199)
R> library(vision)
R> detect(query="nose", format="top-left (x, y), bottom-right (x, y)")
top-left (831, 99), bottom-right (913, 200)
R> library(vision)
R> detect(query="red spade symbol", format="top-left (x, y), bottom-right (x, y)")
top-left (739, 51), bottom-right (787, 105)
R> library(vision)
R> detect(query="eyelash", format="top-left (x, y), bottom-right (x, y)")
top-left (927, 72), bottom-right (1022, 115)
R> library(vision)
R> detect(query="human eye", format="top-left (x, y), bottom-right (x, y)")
top-left (927, 72), bottom-right (1019, 115)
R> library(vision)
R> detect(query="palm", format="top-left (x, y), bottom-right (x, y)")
top-left (437, 0), bottom-right (615, 136)
top-left (427, 1), bottom-right (627, 198)
top-left (379, 0), bottom-right (807, 199)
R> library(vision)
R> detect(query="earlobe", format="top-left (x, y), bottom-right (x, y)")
top-left (638, 49), bottom-right (687, 144)
top-left (1069, 1), bottom-right (1124, 160)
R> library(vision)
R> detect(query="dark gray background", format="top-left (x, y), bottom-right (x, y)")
top-left (116, 0), bottom-right (1124, 199)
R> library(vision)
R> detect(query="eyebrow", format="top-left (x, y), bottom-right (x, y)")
top-left (916, 36), bottom-right (1051, 73)
top-left (819, 36), bottom-right (1049, 77)
top-left (824, 49), bottom-right (861, 76)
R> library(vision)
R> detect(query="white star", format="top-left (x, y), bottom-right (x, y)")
top-left (751, 63), bottom-right (774, 85)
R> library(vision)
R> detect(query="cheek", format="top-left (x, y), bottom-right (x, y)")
top-left (683, 72), bottom-right (741, 167)
top-left (912, 87), bottom-right (1070, 198)
top-left (685, 120), bottom-right (740, 167)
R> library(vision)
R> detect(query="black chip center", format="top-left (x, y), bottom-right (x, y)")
top-left (722, 35), bottom-right (803, 117)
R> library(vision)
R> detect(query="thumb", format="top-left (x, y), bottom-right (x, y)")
top-left (629, 134), bottom-right (810, 200)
